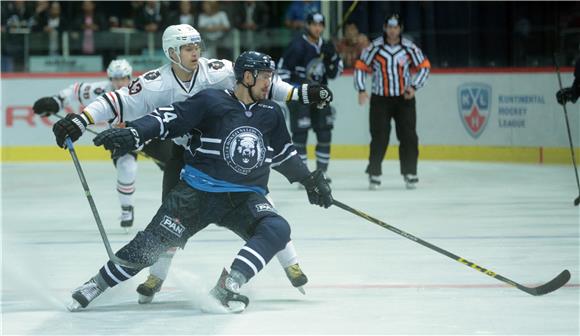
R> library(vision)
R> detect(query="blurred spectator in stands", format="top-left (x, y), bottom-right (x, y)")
top-left (31, 1), bottom-right (49, 32)
top-left (335, 22), bottom-right (369, 68)
top-left (108, 15), bottom-right (120, 29)
top-left (136, 0), bottom-right (163, 32)
top-left (285, 0), bottom-right (320, 31)
top-left (72, 1), bottom-right (106, 55)
top-left (43, 2), bottom-right (64, 55)
top-left (1, 0), bottom-right (34, 71)
top-left (122, 1), bottom-right (143, 28)
top-left (234, 1), bottom-right (269, 31)
top-left (198, 0), bottom-right (231, 59)
top-left (233, 0), bottom-right (269, 50)
top-left (3, 0), bottom-right (34, 32)
top-left (166, 0), bottom-right (195, 27)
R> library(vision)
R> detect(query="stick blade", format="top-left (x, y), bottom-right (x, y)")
top-left (524, 270), bottom-right (571, 296)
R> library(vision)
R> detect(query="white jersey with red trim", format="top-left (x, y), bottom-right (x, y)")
top-left (55, 80), bottom-right (113, 111)
top-left (83, 57), bottom-right (295, 126)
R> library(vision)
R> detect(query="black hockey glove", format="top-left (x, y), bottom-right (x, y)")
top-left (52, 113), bottom-right (88, 148)
top-left (321, 41), bottom-right (337, 66)
top-left (93, 128), bottom-right (141, 159)
top-left (301, 170), bottom-right (333, 208)
top-left (298, 84), bottom-right (333, 107)
top-left (33, 96), bottom-right (60, 116)
top-left (556, 87), bottom-right (579, 105)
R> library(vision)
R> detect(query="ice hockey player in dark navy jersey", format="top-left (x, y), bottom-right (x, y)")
top-left (131, 88), bottom-right (310, 192)
top-left (278, 12), bottom-right (343, 182)
top-left (67, 51), bottom-right (333, 314)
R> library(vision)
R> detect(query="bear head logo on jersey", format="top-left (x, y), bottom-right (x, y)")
top-left (224, 127), bottom-right (266, 175)
top-left (237, 136), bottom-right (256, 163)
top-left (306, 58), bottom-right (325, 83)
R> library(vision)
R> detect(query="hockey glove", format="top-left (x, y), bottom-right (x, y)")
top-left (53, 113), bottom-right (88, 148)
top-left (93, 128), bottom-right (141, 159)
top-left (320, 42), bottom-right (337, 66)
top-left (301, 170), bottom-right (333, 208)
top-left (298, 84), bottom-right (333, 108)
top-left (33, 96), bottom-right (60, 116)
top-left (556, 87), bottom-right (579, 105)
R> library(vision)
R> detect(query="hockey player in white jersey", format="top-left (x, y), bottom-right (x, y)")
top-left (33, 59), bottom-right (166, 230)
top-left (33, 59), bottom-right (133, 117)
top-left (52, 24), bottom-right (334, 304)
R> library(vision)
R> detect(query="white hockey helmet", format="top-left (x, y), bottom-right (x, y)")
top-left (162, 24), bottom-right (202, 65)
top-left (107, 59), bottom-right (132, 79)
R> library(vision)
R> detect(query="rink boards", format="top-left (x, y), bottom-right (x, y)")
top-left (1, 69), bottom-right (578, 163)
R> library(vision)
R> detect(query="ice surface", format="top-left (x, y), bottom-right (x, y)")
top-left (2, 160), bottom-right (578, 335)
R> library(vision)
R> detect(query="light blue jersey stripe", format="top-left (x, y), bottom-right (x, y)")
top-left (181, 165), bottom-right (266, 195)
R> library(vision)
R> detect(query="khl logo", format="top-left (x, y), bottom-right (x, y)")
top-left (457, 83), bottom-right (492, 138)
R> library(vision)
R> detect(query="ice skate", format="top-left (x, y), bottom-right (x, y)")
top-left (285, 263), bottom-right (308, 294)
top-left (136, 274), bottom-right (164, 304)
top-left (120, 205), bottom-right (134, 233)
top-left (67, 277), bottom-right (105, 311)
top-left (404, 174), bottom-right (419, 189)
top-left (369, 175), bottom-right (381, 190)
top-left (209, 268), bottom-right (249, 313)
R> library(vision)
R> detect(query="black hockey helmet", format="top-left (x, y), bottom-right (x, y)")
top-left (234, 51), bottom-right (275, 82)
top-left (306, 12), bottom-right (325, 26)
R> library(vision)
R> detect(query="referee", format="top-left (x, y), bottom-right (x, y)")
top-left (354, 14), bottom-right (430, 190)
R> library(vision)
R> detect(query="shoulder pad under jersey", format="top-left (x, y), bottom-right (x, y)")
top-left (131, 64), bottom-right (172, 94)
top-left (77, 80), bottom-right (113, 106)
top-left (84, 80), bottom-right (112, 95)
top-left (199, 58), bottom-right (234, 85)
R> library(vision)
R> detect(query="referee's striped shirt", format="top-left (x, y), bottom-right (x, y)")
top-left (354, 37), bottom-right (430, 96)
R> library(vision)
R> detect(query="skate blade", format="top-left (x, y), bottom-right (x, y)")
top-left (226, 301), bottom-right (246, 313)
top-left (138, 294), bottom-right (154, 304)
top-left (67, 300), bottom-right (83, 312)
top-left (200, 297), bottom-right (247, 314)
top-left (296, 286), bottom-right (306, 295)
top-left (123, 227), bottom-right (131, 234)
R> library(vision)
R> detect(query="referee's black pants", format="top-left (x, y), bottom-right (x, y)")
top-left (365, 95), bottom-right (418, 177)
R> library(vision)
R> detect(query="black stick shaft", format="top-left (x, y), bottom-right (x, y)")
top-left (332, 199), bottom-right (570, 296)
top-left (65, 137), bottom-right (146, 269)
top-left (553, 55), bottom-right (580, 205)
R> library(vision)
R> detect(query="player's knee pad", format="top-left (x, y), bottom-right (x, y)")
top-left (256, 216), bottom-right (291, 253)
top-left (116, 154), bottom-right (138, 182)
top-left (115, 231), bottom-right (171, 267)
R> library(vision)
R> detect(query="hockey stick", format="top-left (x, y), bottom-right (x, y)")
top-left (553, 54), bottom-right (580, 206)
top-left (64, 137), bottom-right (147, 269)
top-left (332, 199), bottom-right (571, 296)
top-left (336, 1), bottom-right (360, 33)
top-left (52, 113), bottom-right (164, 167)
